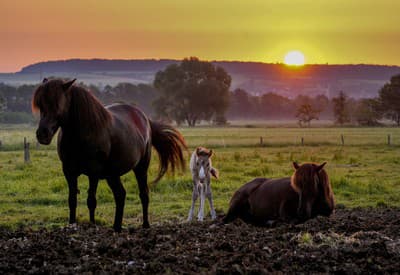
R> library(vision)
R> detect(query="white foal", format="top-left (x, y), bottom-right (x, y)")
top-left (188, 147), bottom-right (219, 221)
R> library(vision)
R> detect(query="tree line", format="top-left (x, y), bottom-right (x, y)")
top-left (0, 57), bottom-right (400, 126)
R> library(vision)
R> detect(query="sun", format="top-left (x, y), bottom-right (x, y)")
top-left (284, 50), bottom-right (305, 66)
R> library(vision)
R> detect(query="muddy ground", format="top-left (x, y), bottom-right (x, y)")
top-left (1, 207), bottom-right (399, 274)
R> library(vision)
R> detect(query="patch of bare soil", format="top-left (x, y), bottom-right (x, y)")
top-left (1, 207), bottom-right (399, 274)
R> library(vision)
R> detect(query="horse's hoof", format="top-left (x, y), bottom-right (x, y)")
top-left (113, 226), bottom-right (122, 233)
top-left (142, 223), bottom-right (150, 229)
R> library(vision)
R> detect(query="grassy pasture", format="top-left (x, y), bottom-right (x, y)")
top-left (0, 125), bottom-right (399, 229)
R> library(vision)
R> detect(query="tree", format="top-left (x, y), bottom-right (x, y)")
top-left (295, 103), bottom-right (321, 127)
top-left (378, 74), bottom-right (400, 126)
top-left (0, 93), bottom-right (5, 113)
top-left (332, 91), bottom-right (350, 125)
top-left (153, 57), bottom-right (231, 126)
top-left (354, 98), bottom-right (382, 126)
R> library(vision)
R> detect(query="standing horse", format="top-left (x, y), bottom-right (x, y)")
top-left (32, 78), bottom-right (187, 232)
top-left (223, 162), bottom-right (335, 225)
top-left (187, 147), bottom-right (219, 221)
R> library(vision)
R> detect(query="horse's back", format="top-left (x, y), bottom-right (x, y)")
top-left (248, 177), bottom-right (298, 220)
top-left (105, 104), bottom-right (151, 174)
top-left (228, 177), bottom-right (298, 223)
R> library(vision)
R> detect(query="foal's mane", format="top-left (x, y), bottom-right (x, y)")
top-left (32, 80), bottom-right (112, 136)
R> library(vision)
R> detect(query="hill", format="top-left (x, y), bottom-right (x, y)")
top-left (2, 59), bottom-right (400, 98)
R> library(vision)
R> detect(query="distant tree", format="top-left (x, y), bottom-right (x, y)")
top-left (228, 88), bottom-right (253, 119)
top-left (260, 92), bottom-right (293, 118)
top-left (153, 57), bottom-right (231, 126)
top-left (0, 93), bottom-right (6, 113)
top-left (378, 74), bottom-right (400, 126)
top-left (332, 91), bottom-right (350, 125)
top-left (295, 103), bottom-right (321, 127)
top-left (354, 98), bottom-right (382, 126)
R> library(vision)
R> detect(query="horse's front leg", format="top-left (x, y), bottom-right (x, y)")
top-left (64, 174), bottom-right (78, 224)
top-left (87, 176), bottom-right (99, 224)
top-left (188, 181), bottom-right (199, 221)
top-left (206, 184), bottom-right (217, 220)
top-left (197, 183), bottom-right (205, 221)
top-left (106, 176), bottom-right (126, 232)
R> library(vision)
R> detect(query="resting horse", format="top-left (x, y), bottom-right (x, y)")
top-left (223, 162), bottom-right (335, 225)
top-left (32, 78), bottom-right (187, 232)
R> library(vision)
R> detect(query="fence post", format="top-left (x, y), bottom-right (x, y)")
top-left (301, 137), bottom-right (304, 146)
top-left (260, 136), bottom-right (263, 146)
top-left (24, 137), bottom-right (30, 163)
top-left (341, 134), bottom-right (344, 146)
top-left (388, 134), bottom-right (391, 146)
top-left (0, 139), bottom-right (2, 149)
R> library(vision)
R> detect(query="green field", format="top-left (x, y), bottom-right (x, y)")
top-left (1, 125), bottom-right (400, 229)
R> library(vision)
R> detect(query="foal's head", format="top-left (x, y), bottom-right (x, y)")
top-left (194, 147), bottom-right (218, 183)
top-left (290, 162), bottom-right (330, 219)
top-left (32, 78), bottom-right (76, 144)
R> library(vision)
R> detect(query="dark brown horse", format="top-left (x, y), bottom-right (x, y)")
top-left (32, 78), bottom-right (187, 232)
top-left (223, 162), bottom-right (335, 225)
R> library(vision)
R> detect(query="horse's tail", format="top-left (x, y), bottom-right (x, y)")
top-left (149, 120), bottom-right (187, 183)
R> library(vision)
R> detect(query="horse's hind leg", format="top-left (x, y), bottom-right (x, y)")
top-left (87, 176), bottom-right (99, 223)
top-left (134, 156), bottom-right (151, 229)
top-left (106, 176), bottom-right (126, 232)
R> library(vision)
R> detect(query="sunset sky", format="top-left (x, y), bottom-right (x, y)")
top-left (1, 0), bottom-right (400, 72)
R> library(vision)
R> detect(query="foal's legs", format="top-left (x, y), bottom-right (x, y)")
top-left (187, 182), bottom-right (199, 221)
top-left (87, 176), bottom-right (99, 223)
top-left (197, 183), bottom-right (206, 221)
top-left (64, 173), bottom-right (78, 224)
top-left (206, 184), bottom-right (217, 220)
top-left (106, 176), bottom-right (126, 232)
top-left (134, 156), bottom-right (151, 229)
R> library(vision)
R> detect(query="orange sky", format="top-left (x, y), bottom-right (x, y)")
top-left (1, 0), bottom-right (400, 72)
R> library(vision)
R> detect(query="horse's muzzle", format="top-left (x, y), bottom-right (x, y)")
top-left (36, 127), bottom-right (53, 145)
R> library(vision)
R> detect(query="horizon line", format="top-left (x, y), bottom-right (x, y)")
top-left (3, 57), bottom-right (400, 74)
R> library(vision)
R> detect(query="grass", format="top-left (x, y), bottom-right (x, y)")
top-left (0, 125), bottom-right (400, 229)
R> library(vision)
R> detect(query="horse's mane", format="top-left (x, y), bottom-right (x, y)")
top-left (68, 85), bottom-right (112, 135)
top-left (32, 80), bottom-right (112, 136)
top-left (290, 163), bottom-right (334, 205)
top-left (317, 168), bottom-right (335, 206)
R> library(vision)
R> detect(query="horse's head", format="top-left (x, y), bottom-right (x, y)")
top-left (194, 147), bottom-right (218, 183)
top-left (32, 78), bottom-right (76, 145)
top-left (290, 162), bottom-right (330, 220)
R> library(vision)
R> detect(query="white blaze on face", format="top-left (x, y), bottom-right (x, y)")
top-left (199, 166), bottom-right (206, 181)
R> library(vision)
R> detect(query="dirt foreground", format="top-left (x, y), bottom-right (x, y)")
top-left (1, 207), bottom-right (400, 274)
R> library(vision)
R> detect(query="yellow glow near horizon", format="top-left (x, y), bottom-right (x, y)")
top-left (1, 1), bottom-right (400, 72)
top-left (284, 51), bottom-right (305, 66)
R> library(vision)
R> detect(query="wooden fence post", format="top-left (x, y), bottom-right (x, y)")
top-left (260, 136), bottom-right (263, 146)
top-left (301, 137), bottom-right (304, 146)
top-left (24, 137), bottom-right (30, 163)
top-left (0, 139), bottom-right (2, 149)
top-left (341, 134), bottom-right (344, 146)
top-left (388, 134), bottom-right (391, 146)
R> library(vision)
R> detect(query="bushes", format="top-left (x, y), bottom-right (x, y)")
top-left (0, 112), bottom-right (34, 124)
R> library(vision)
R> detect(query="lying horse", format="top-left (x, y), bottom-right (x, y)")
top-left (32, 78), bottom-right (187, 232)
top-left (223, 162), bottom-right (335, 225)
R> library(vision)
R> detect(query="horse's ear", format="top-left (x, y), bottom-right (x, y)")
top-left (42, 78), bottom-right (48, 83)
top-left (293, 162), bottom-right (300, 170)
top-left (208, 149), bottom-right (213, 157)
top-left (62, 79), bottom-right (76, 91)
top-left (316, 162), bottom-right (327, 172)
top-left (196, 147), bottom-right (201, 156)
